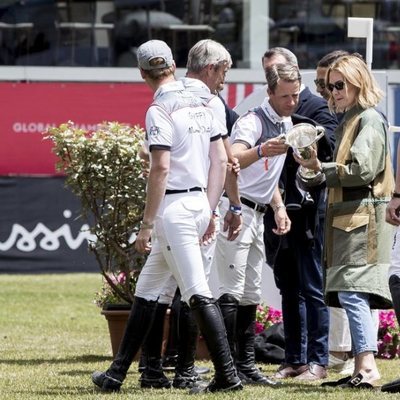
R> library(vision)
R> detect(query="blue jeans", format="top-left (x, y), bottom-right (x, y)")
top-left (338, 291), bottom-right (377, 355)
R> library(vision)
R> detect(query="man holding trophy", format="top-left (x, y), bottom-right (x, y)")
top-left (262, 48), bottom-right (336, 382)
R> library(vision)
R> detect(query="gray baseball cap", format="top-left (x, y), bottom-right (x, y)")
top-left (137, 40), bottom-right (173, 70)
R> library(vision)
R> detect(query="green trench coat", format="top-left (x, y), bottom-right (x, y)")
top-left (321, 106), bottom-right (394, 309)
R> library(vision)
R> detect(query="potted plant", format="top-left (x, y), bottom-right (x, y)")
top-left (45, 121), bottom-right (147, 355)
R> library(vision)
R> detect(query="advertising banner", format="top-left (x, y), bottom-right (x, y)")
top-left (0, 176), bottom-right (97, 273)
top-left (0, 81), bottom-right (257, 176)
top-left (0, 82), bottom-right (153, 175)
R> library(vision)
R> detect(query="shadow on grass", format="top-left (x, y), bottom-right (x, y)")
top-left (0, 354), bottom-right (112, 366)
top-left (30, 382), bottom-right (367, 397)
top-left (268, 381), bottom-right (376, 394)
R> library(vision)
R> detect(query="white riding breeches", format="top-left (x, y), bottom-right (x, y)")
top-left (214, 196), bottom-right (264, 305)
top-left (135, 191), bottom-right (213, 304)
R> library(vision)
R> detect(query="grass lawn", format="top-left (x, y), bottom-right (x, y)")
top-left (1, 273), bottom-right (400, 399)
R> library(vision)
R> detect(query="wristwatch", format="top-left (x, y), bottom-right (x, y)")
top-left (393, 192), bottom-right (400, 198)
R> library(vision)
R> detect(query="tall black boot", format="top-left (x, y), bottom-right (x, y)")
top-left (236, 304), bottom-right (279, 386)
top-left (189, 295), bottom-right (242, 394)
top-left (173, 301), bottom-right (200, 388)
top-left (139, 302), bottom-right (171, 389)
top-left (389, 275), bottom-right (400, 324)
top-left (162, 288), bottom-right (181, 370)
top-left (382, 275), bottom-right (400, 393)
top-left (217, 293), bottom-right (239, 359)
top-left (91, 296), bottom-right (157, 392)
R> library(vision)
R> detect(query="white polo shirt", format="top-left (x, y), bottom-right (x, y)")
top-left (180, 77), bottom-right (228, 139)
top-left (231, 97), bottom-right (291, 205)
top-left (145, 80), bottom-right (220, 191)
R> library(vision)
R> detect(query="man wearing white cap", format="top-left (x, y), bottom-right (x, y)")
top-left (91, 40), bottom-right (242, 394)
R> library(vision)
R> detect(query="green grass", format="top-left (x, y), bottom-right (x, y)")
top-left (0, 273), bottom-right (400, 399)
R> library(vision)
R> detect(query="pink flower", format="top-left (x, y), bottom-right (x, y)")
top-left (255, 304), bottom-right (283, 334)
top-left (383, 332), bottom-right (393, 343)
top-left (377, 310), bottom-right (400, 359)
top-left (255, 321), bottom-right (264, 334)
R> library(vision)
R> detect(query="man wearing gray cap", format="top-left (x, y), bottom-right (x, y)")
top-left (91, 40), bottom-right (242, 394)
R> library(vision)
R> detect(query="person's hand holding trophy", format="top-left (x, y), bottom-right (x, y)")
top-left (283, 123), bottom-right (326, 187)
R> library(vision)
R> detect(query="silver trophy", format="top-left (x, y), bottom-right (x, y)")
top-left (283, 123), bottom-right (325, 185)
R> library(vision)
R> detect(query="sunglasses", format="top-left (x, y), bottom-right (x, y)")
top-left (327, 81), bottom-right (345, 92)
top-left (314, 79), bottom-right (326, 89)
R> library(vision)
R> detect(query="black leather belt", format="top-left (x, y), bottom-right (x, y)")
top-left (222, 192), bottom-right (269, 213)
top-left (240, 196), bottom-right (269, 213)
top-left (165, 186), bottom-right (203, 195)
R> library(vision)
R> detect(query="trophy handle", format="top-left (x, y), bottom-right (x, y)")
top-left (315, 126), bottom-right (325, 142)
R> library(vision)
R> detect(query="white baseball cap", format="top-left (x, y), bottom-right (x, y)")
top-left (137, 40), bottom-right (173, 70)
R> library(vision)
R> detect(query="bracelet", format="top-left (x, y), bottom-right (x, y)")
top-left (229, 204), bottom-right (242, 215)
top-left (272, 203), bottom-right (286, 213)
top-left (140, 221), bottom-right (154, 229)
top-left (257, 144), bottom-right (263, 158)
top-left (393, 192), bottom-right (400, 198)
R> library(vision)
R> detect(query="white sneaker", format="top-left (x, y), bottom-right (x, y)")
top-left (328, 353), bottom-right (355, 375)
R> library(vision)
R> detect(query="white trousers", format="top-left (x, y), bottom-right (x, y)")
top-left (214, 196), bottom-right (264, 305)
top-left (155, 211), bottom-right (219, 304)
top-left (389, 225), bottom-right (400, 278)
top-left (135, 191), bottom-right (213, 304)
top-left (328, 307), bottom-right (352, 352)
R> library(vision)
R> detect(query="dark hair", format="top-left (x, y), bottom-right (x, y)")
top-left (317, 51), bottom-right (364, 68)
top-left (317, 50), bottom-right (349, 68)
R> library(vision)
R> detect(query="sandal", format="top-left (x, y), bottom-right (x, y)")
top-left (339, 373), bottom-right (379, 389)
top-left (321, 375), bottom-right (352, 387)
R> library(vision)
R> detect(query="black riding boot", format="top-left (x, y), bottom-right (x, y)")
top-left (236, 304), bottom-right (279, 386)
top-left (173, 301), bottom-right (201, 388)
top-left (389, 274), bottom-right (400, 324)
top-left (189, 295), bottom-right (242, 394)
top-left (217, 293), bottom-right (239, 360)
top-left (92, 296), bottom-right (157, 392)
top-left (162, 289), bottom-right (181, 370)
top-left (139, 302), bottom-right (171, 389)
top-left (382, 275), bottom-right (400, 393)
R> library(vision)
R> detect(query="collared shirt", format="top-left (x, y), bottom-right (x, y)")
top-left (231, 97), bottom-right (289, 205)
top-left (145, 80), bottom-right (220, 191)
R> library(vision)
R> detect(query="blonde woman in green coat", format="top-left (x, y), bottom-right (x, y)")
top-left (294, 54), bottom-right (394, 389)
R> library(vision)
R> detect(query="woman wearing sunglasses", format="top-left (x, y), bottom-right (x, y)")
top-left (294, 54), bottom-right (394, 389)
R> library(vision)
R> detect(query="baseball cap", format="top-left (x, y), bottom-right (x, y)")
top-left (137, 40), bottom-right (173, 71)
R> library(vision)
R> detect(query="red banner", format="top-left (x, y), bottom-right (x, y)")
top-left (0, 81), bottom-right (258, 176)
top-left (0, 82), bottom-right (154, 175)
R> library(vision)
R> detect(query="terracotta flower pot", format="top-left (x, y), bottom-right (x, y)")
top-left (101, 308), bottom-right (171, 358)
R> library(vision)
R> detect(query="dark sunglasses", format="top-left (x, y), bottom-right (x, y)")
top-left (314, 79), bottom-right (326, 89)
top-left (327, 81), bottom-right (345, 92)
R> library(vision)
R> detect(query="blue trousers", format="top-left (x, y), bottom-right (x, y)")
top-left (273, 211), bottom-right (329, 366)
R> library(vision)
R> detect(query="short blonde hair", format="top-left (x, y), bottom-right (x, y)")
top-left (142, 65), bottom-right (175, 81)
top-left (327, 55), bottom-right (383, 111)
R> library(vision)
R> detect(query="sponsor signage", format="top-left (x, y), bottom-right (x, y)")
top-left (0, 177), bottom-right (98, 273)
top-left (0, 82), bottom-right (153, 175)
